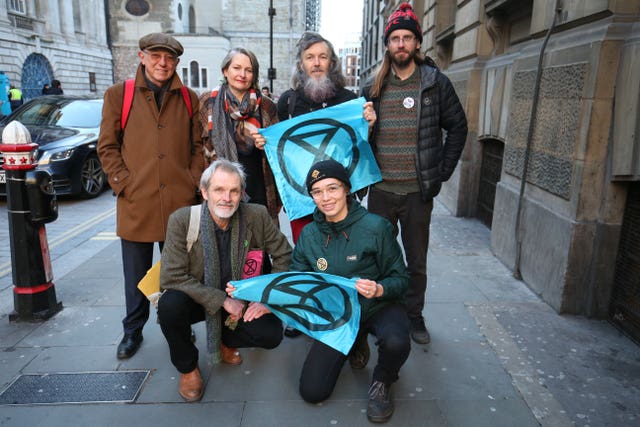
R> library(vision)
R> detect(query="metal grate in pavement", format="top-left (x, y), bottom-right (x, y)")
top-left (0, 371), bottom-right (150, 405)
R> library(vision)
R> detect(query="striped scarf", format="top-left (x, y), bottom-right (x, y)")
top-left (207, 85), bottom-right (262, 162)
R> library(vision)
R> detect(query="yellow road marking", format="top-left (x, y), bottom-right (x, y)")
top-left (0, 207), bottom-right (116, 278)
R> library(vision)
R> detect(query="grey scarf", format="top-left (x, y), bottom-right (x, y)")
top-left (200, 203), bottom-right (246, 364)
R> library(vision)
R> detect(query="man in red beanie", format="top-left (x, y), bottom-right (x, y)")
top-left (362, 3), bottom-right (468, 347)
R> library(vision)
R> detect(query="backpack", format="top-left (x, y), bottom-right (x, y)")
top-left (120, 79), bottom-right (193, 130)
top-left (139, 205), bottom-right (200, 307)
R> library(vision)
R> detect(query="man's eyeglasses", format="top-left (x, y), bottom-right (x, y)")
top-left (310, 184), bottom-right (344, 200)
top-left (389, 35), bottom-right (416, 45)
top-left (143, 50), bottom-right (179, 64)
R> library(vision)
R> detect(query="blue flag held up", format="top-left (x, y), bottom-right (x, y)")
top-left (259, 97), bottom-right (381, 220)
top-left (230, 272), bottom-right (361, 355)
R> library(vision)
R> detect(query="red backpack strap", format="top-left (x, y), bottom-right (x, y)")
top-left (207, 88), bottom-right (219, 131)
top-left (180, 86), bottom-right (193, 118)
top-left (121, 79), bottom-right (135, 130)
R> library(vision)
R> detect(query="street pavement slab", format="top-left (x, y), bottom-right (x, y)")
top-left (0, 200), bottom-right (638, 427)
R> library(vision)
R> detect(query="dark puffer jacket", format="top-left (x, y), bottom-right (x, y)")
top-left (363, 62), bottom-right (468, 201)
top-left (290, 200), bottom-right (408, 321)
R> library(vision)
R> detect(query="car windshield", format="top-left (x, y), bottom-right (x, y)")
top-left (10, 99), bottom-right (102, 128)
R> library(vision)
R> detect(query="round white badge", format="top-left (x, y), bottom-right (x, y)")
top-left (403, 97), bottom-right (415, 109)
top-left (316, 258), bottom-right (328, 271)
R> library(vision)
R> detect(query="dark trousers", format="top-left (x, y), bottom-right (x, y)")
top-left (121, 239), bottom-right (163, 335)
top-left (299, 303), bottom-right (410, 403)
top-left (368, 187), bottom-right (434, 320)
top-left (158, 289), bottom-right (283, 373)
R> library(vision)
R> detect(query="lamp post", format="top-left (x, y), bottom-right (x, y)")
top-left (268, 0), bottom-right (277, 93)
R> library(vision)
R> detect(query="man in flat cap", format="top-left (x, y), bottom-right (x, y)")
top-left (98, 32), bottom-right (204, 360)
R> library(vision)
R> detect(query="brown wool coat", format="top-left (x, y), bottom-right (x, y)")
top-left (98, 64), bottom-right (205, 242)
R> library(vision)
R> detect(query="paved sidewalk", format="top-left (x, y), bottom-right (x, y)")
top-left (0, 201), bottom-right (638, 427)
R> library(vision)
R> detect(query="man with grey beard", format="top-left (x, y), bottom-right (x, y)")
top-left (277, 32), bottom-right (362, 254)
top-left (276, 31), bottom-right (361, 338)
top-left (278, 32), bottom-right (356, 124)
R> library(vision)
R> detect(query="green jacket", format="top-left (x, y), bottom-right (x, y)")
top-left (290, 200), bottom-right (408, 321)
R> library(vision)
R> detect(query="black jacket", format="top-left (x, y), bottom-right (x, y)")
top-left (277, 87), bottom-right (356, 120)
top-left (362, 63), bottom-right (468, 200)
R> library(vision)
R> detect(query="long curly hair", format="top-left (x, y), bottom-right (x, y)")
top-left (291, 32), bottom-right (345, 90)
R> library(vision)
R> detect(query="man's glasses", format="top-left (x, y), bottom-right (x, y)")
top-left (388, 35), bottom-right (416, 45)
top-left (143, 50), bottom-right (178, 64)
top-left (310, 184), bottom-right (344, 200)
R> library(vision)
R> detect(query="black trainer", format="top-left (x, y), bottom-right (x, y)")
top-left (367, 381), bottom-right (394, 423)
top-left (348, 333), bottom-right (370, 369)
top-left (409, 316), bottom-right (431, 344)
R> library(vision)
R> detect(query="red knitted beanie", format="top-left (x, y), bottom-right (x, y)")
top-left (383, 3), bottom-right (423, 45)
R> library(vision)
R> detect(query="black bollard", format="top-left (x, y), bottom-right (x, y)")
top-left (1, 121), bottom-right (62, 321)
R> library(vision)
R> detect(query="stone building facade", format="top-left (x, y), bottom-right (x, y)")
top-left (107, 0), bottom-right (314, 98)
top-left (360, 0), bottom-right (640, 339)
top-left (0, 0), bottom-right (113, 101)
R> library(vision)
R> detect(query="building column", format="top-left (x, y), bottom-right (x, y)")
top-left (58, 0), bottom-right (75, 37)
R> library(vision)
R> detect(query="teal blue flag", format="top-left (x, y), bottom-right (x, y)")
top-left (259, 97), bottom-right (381, 220)
top-left (230, 272), bottom-right (361, 355)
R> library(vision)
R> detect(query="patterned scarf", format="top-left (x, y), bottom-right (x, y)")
top-left (200, 202), bottom-right (246, 364)
top-left (208, 85), bottom-right (263, 162)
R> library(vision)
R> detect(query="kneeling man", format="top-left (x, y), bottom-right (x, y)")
top-left (158, 159), bottom-right (292, 402)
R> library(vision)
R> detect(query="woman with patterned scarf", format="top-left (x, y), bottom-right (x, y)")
top-left (201, 48), bottom-right (281, 222)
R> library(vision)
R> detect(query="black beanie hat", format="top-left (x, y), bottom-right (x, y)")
top-left (306, 160), bottom-right (351, 194)
top-left (383, 3), bottom-right (423, 45)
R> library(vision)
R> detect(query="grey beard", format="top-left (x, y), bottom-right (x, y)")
top-left (303, 75), bottom-right (337, 104)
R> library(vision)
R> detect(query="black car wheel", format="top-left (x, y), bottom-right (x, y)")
top-left (79, 154), bottom-right (105, 198)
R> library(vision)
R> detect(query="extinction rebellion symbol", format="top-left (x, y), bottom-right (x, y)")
top-left (276, 118), bottom-right (360, 195)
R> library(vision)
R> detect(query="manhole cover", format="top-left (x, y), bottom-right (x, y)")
top-left (0, 371), bottom-right (150, 405)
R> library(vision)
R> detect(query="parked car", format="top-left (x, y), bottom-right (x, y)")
top-left (0, 95), bottom-right (106, 199)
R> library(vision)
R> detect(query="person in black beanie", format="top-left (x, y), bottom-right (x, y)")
top-left (290, 159), bottom-right (410, 423)
top-left (362, 2), bottom-right (468, 347)
top-left (256, 31), bottom-right (377, 339)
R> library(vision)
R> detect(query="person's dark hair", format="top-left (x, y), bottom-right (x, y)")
top-left (291, 32), bottom-right (345, 90)
top-left (200, 158), bottom-right (247, 190)
top-left (51, 79), bottom-right (61, 88)
top-left (220, 48), bottom-right (261, 91)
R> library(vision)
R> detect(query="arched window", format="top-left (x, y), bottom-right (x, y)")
top-left (190, 61), bottom-right (200, 87)
top-left (189, 6), bottom-right (196, 33)
top-left (182, 62), bottom-right (208, 90)
top-left (22, 53), bottom-right (55, 100)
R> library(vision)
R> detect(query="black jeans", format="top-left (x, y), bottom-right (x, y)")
top-left (121, 239), bottom-right (163, 334)
top-left (158, 289), bottom-right (283, 373)
top-left (299, 303), bottom-right (410, 403)
top-left (368, 187), bottom-right (434, 320)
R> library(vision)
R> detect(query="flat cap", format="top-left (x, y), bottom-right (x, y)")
top-left (139, 32), bottom-right (184, 57)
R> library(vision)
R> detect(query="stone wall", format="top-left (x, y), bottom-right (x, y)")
top-left (221, 0), bottom-right (307, 97)
top-left (0, 0), bottom-right (113, 98)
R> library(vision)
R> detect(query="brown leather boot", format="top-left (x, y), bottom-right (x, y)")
top-left (221, 343), bottom-right (242, 365)
top-left (179, 367), bottom-right (203, 402)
